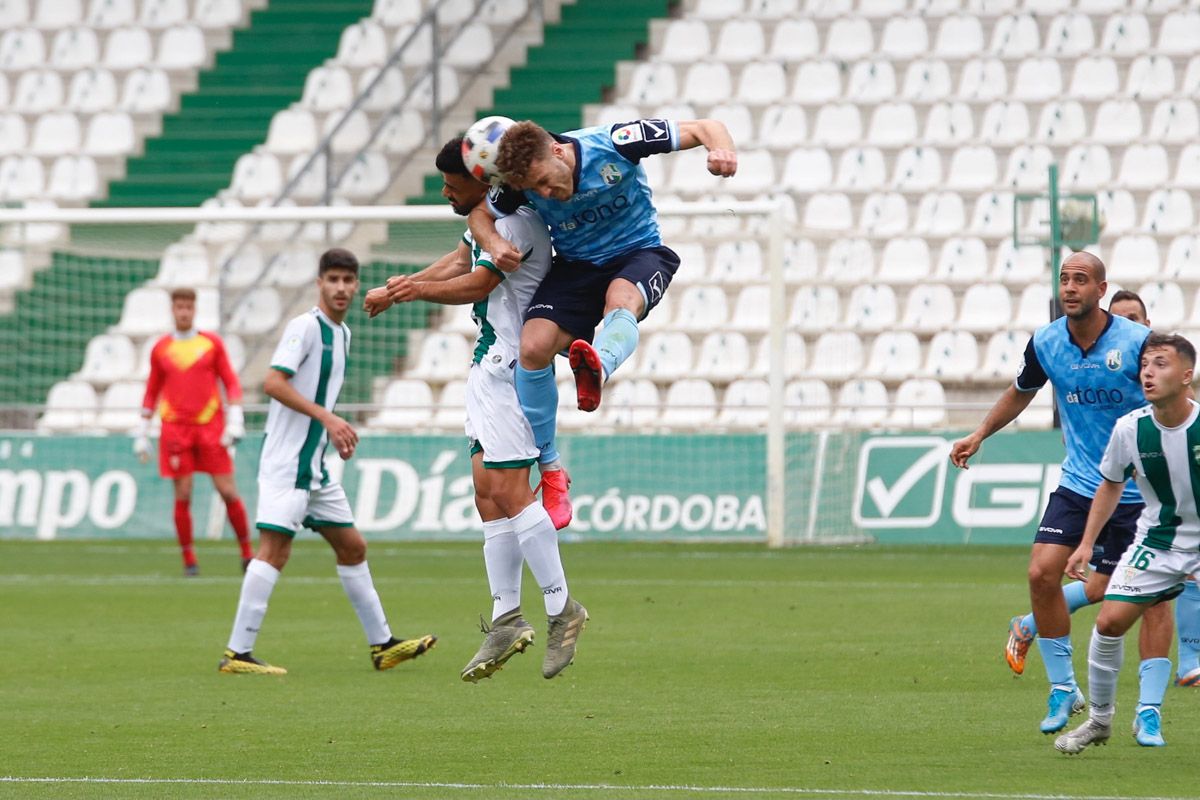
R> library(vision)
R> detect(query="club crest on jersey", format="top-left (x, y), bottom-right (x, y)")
top-left (600, 163), bottom-right (622, 185)
top-left (1106, 349), bottom-right (1122, 370)
top-left (612, 123), bottom-right (642, 144)
top-left (285, 335), bottom-right (302, 352)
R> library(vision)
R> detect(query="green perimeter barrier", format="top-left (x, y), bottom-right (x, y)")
top-left (0, 430), bottom-right (1067, 543)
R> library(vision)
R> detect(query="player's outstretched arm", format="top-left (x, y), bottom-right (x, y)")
top-left (949, 384), bottom-right (1037, 468)
top-left (468, 203), bottom-right (520, 273)
top-left (387, 267), bottom-right (500, 307)
top-left (263, 369), bottom-right (358, 459)
top-left (365, 248), bottom-right (471, 317)
top-left (1066, 478), bottom-right (1124, 580)
top-left (676, 119), bottom-right (738, 177)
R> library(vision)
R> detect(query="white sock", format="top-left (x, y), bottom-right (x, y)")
top-left (227, 559), bottom-right (280, 654)
top-left (337, 561), bottom-right (392, 646)
top-left (483, 518), bottom-right (523, 621)
top-left (1088, 627), bottom-right (1124, 723)
top-left (511, 501), bottom-right (568, 616)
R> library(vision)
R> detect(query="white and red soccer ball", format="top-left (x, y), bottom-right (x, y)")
top-left (462, 115), bottom-right (515, 184)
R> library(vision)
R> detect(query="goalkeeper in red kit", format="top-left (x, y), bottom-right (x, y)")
top-left (134, 287), bottom-right (253, 575)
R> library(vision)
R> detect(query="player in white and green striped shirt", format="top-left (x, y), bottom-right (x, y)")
top-left (1056, 332), bottom-right (1200, 753)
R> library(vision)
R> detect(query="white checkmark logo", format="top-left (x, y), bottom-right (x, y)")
top-left (866, 446), bottom-right (947, 517)
top-left (853, 437), bottom-right (950, 529)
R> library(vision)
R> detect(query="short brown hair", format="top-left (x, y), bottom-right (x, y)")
top-left (495, 121), bottom-right (553, 185)
top-left (1144, 331), bottom-right (1196, 367)
top-left (1110, 289), bottom-right (1147, 319)
top-left (319, 248), bottom-right (359, 276)
top-left (169, 287), bottom-right (196, 303)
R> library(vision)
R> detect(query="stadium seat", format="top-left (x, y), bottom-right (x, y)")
top-left (1118, 144), bottom-right (1169, 190)
top-left (835, 148), bottom-right (887, 191)
top-left (13, 69), bottom-right (63, 113)
top-left (1180, 56), bottom-right (1200, 95)
top-left (266, 108), bottom-right (318, 155)
top-left (0, 155), bottom-right (44, 201)
top-left (846, 60), bottom-right (896, 103)
top-left (979, 330), bottom-right (1030, 380)
top-left (1159, 11), bottom-right (1200, 54)
top-left (715, 19), bottom-right (763, 62)
top-left (725, 149), bottom-right (774, 194)
top-left (781, 148), bottom-right (833, 193)
top-left (1069, 56), bottom-right (1119, 99)
top-left (1126, 54), bottom-right (1175, 99)
top-left (88, 0), bottom-right (136, 28)
top-left (711, 103), bottom-right (755, 147)
top-left (825, 16), bottom-right (873, 60)
top-left (1138, 282), bottom-right (1186, 329)
top-left (1109, 235), bottom-right (1161, 283)
top-left (861, 0), bottom-right (905, 15)
top-left (660, 18), bottom-right (709, 62)
top-left (430, 380), bottom-right (467, 430)
top-left (832, 379), bottom-right (889, 428)
top-left (378, 109), bottom-right (424, 154)
top-left (302, 66), bottom-right (353, 112)
top-left (803, 193), bottom-right (852, 231)
top-left (95, 381), bottom-right (145, 431)
top-left (878, 238), bottom-right (931, 285)
top-left (924, 330), bottom-right (978, 380)
top-left (47, 155), bottom-right (98, 201)
top-left (140, 0), bottom-right (188, 28)
top-left (812, 104), bottom-right (862, 145)
top-left (946, 146), bottom-right (997, 190)
top-left (901, 283), bottom-right (955, 332)
top-left (406, 332), bottom-right (470, 381)
top-left (891, 146), bottom-right (941, 192)
top-left (48, 26), bottom-right (96, 70)
top-left (1035, 100), bottom-right (1087, 144)
top-left (229, 152), bottom-right (282, 201)
top-left (980, 100), bottom-right (1029, 146)
top-left (660, 379), bottom-right (717, 427)
top-left (154, 242), bottom-right (210, 286)
top-left (1143, 189), bottom-right (1194, 235)
top-left (736, 61), bottom-right (786, 106)
top-left (446, 23), bottom-right (493, 69)
top-left (958, 283), bottom-right (1012, 333)
top-left (1165, 236), bottom-right (1200, 282)
top-left (1016, 387), bottom-right (1054, 430)
top-left (636, 331), bottom-right (693, 381)
top-left (913, 191), bottom-right (964, 236)
top-left (1148, 99), bottom-right (1199, 143)
top-left (934, 14), bottom-right (983, 57)
top-left (879, 15), bottom-right (927, 58)
top-left (891, 378), bottom-right (946, 428)
top-left (1094, 99), bottom-right (1143, 144)
top-left (863, 330), bottom-right (921, 379)
top-left (1177, 145), bottom-right (1200, 188)
top-left (119, 67), bottom-right (171, 113)
top-left (822, 238), bottom-right (874, 285)
top-left (791, 60), bottom-right (841, 103)
top-left (66, 68), bottom-right (117, 113)
top-left (624, 62), bottom-right (677, 106)
top-left (195, 0), bottom-right (242, 27)
top-left (30, 112), bottom-right (81, 156)
top-left (673, 285), bottom-right (728, 331)
top-left (668, 147), bottom-right (719, 194)
top-left (959, 58), bottom-right (1007, 101)
top-left (809, 331), bottom-right (863, 379)
top-left (35, 0), bottom-right (82, 28)
top-left (0, 0), bottom-right (29, 27)
top-left (843, 284), bottom-right (897, 333)
top-left (933, 237), bottom-right (988, 284)
top-left (767, 18), bottom-right (818, 61)
top-left (367, 379), bottom-right (433, 429)
top-left (992, 239), bottom-right (1045, 285)
top-left (784, 378), bottom-right (831, 426)
top-left (78, 333), bottom-right (136, 385)
top-left (337, 19), bottom-right (387, 67)
top-left (969, 191), bottom-right (1015, 236)
top-left (0, 248), bottom-right (26, 291)
top-left (695, 0), bottom-right (743, 17)
top-left (681, 62), bottom-right (732, 106)
top-left (157, 25), bottom-right (206, 69)
top-left (1099, 11), bottom-right (1150, 55)
top-left (716, 378), bottom-right (769, 428)
top-left (1003, 144), bottom-right (1053, 190)
top-left (0, 28), bottom-right (45, 70)
top-left (1014, 283), bottom-right (1051, 329)
top-left (104, 25), bottom-right (151, 69)
top-left (263, 246), bottom-right (317, 288)
top-left (746, 0), bottom-right (799, 18)
top-left (115, 286), bottom-right (171, 336)
top-left (323, 110), bottom-right (371, 154)
top-left (39, 380), bottom-right (98, 432)
top-left (751, 332), bottom-right (805, 378)
top-left (859, 193), bottom-right (908, 237)
top-left (868, 103), bottom-right (918, 148)
top-left (923, 101), bottom-right (973, 144)
top-left (604, 378), bottom-right (661, 428)
top-left (224, 287), bottom-right (280, 336)
top-left (1013, 58), bottom-right (1064, 103)
top-left (1044, 11), bottom-right (1094, 56)
top-left (991, 12), bottom-right (1039, 57)
top-left (358, 65), bottom-right (405, 113)
top-left (708, 241), bottom-right (763, 285)
top-left (901, 58), bottom-right (952, 102)
top-left (1061, 144), bottom-right (1112, 190)
top-left (694, 331), bottom-right (751, 380)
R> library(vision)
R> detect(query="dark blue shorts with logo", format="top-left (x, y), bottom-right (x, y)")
top-left (1034, 486), bottom-right (1143, 575)
top-left (524, 245), bottom-right (680, 341)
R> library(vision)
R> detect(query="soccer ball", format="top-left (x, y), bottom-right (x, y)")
top-left (462, 115), bottom-right (515, 184)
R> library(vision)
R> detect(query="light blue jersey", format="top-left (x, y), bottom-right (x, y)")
top-left (1016, 312), bottom-right (1149, 503)
top-left (488, 119), bottom-right (680, 265)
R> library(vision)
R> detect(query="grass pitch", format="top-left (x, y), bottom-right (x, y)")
top-left (1, 539), bottom-right (1197, 799)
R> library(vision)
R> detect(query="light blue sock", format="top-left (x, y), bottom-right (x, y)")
top-left (1138, 657), bottom-right (1172, 707)
top-left (1021, 581), bottom-right (1091, 637)
top-left (515, 364), bottom-right (559, 465)
top-left (592, 308), bottom-right (640, 382)
top-left (1176, 580), bottom-right (1200, 678)
top-left (1037, 635), bottom-right (1076, 689)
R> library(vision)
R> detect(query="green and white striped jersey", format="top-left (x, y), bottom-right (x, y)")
top-left (1100, 400), bottom-right (1200, 552)
top-left (260, 307), bottom-right (350, 490)
top-left (463, 206), bottom-right (552, 367)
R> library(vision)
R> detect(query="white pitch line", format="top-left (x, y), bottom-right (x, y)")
top-left (0, 777), bottom-right (1190, 800)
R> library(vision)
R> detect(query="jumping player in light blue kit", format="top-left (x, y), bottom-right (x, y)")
top-left (468, 117), bottom-right (737, 530)
top-left (950, 252), bottom-right (1174, 735)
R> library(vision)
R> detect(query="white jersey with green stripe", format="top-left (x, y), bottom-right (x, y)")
top-left (464, 206), bottom-right (552, 366)
top-left (260, 307), bottom-right (350, 490)
top-left (1101, 400), bottom-right (1200, 552)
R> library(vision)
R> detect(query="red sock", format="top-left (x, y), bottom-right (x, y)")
top-left (226, 498), bottom-right (253, 559)
top-left (174, 500), bottom-right (196, 567)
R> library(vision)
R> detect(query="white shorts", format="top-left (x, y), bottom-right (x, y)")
top-left (464, 359), bottom-right (539, 469)
top-left (1105, 540), bottom-right (1200, 604)
top-left (256, 481), bottom-right (354, 537)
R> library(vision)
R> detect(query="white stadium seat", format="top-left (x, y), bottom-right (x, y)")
top-left (302, 66), bottom-right (353, 112)
top-left (194, 0), bottom-right (242, 27)
top-left (674, 285), bottom-right (729, 331)
top-left (120, 68), bottom-right (171, 113)
top-left (890, 146), bottom-right (941, 191)
top-left (226, 287), bottom-right (280, 336)
top-left (266, 108), bottom-right (318, 155)
top-left (96, 381), bottom-right (145, 431)
top-left (901, 59), bottom-right (952, 102)
top-left (716, 379), bottom-right (769, 428)
top-left (604, 378), bottom-right (660, 428)
top-left (47, 155), bottom-right (98, 201)
top-left (859, 193), bottom-right (908, 237)
top-left (624, 62), bottom-right (677, 106)
top-left (710, 241), bottom-right (764, 284)
top-left (694, 332), bottom-right (752, 380)
top-left (368, 379), bottom-right (432, 429)
top-left (1165, 236), bottom-right (1200, 282)
top-left (1044, 12), bottom-right (1093, 56)
top-left (1138, 282), bottom-right (1185, 329)
top-left (715, 19), bottom-right (763, 62)
top-left (1142, 189), bottom-right (1194, 235)
top-left (13, 70), bottom-right (63, 113)
top-left (430, 380), bottom-right (467, 430)
top-left (924, 101), bottom-right (973, 144)
top-left (946, 146), bottom-right (997, 191)
top-left (869, 103), bottom-right (919, 148)
top-left (934, 237), bottom-right (988, 284)
top-left (781, 148), bottom-right (832, 193)
top-left (1109, 235), bottom-right (1161, 283)
top-left (1177, 145), bottom-right (1200, 188)
top-left (1126, 54), bottom-right (1175, 100)
top-left (803, 192), bottom-right (852, 231)
top-left (1148, 100), bottom-right (1199, 144)
top-left (1099, 11), bottom-right (1150, 55)
top-left (790, 285), bottom-right (841, 333)
top-left (811, 104), bottom-right (861, 145)
top-left (337, 19), bottom-right (387, 67)
top-left (980, 100), bottom-right (1029, 145)
top-left (30, 113), bottom-right (81, 156)
top-left (847, 60), bottom-right (897, 103)
top-left (1003, 144), bottom-right (1052, 190)
top-left (832, 379), bottom-right (889, 428)
top-left (1117, 144), bottom-right (1168, 190)
top-left (35, 0), bottom-right (82, 29)
top-left (835, 148), bottom-right (887, 191)
top-left (880, 16), bottom-right (927, 58)
top-left (992, 239), bottom-right (1045, 285)
top-left (959, 58), bottom-right (1006, 101)
top-left (66, 68), bottom-right (117, 113)
top-left (822, 238), bottom-right (874, 285)
top-left (825, 17), bottom-right (873, 60)
top-left (104, 25), bottom-right (152, 70)
top-left (1035, 100), bottom-right (1087, 145)
top-left (924, 330), bottom-right (978, 380)
top-left (768, 18), bottom-right (818, 61)
top-left (791, 60), bottom-right (841, 103)
top-left (913, 191), bottom-right (964, 236)
top-left (1014, 283), bottom-right (1051, 329)
top-left (785, 379), bottom-right (831, 427)
top-left (752, 332), bottom-right (805, 378)
top-left (1069, 56), bottom-right (1119, 100)
top-left (783, 238), bottom-right (819, 283)
top-left (878, 238), bottom-right (931, 285)
top-left (660, 19), bottom-right (709, 63)
top-left (1159, 11), bottom-right (1200, 55)
top-left (407, 332), bottom-right (470, 381)
top-left (682, 62), bottom-right (732, 106)
top-left (0, 28), bottom-right (45, 71)
top-left (445, 23), bottom-right (493, 68)
top-left (863, 331), bottom-right (921, 380)
top-left (935, 14), bottom-right (983, 58)
top-left (79, 334), bottom-right (137, 385)
top-left (891, 379), bottom-right (946, 428)
top-left (979, 330), bottom-right (1029, 380)
top-left (843, 284), bottom-right (897, 332)
top-left (1093, 99), bottom-right (1142, 144)
top-left (809, 331), bottom-right (864, 380)
top-left (660, 379), bottom-right (717, 427)
top-left (39, 380), bottom-right (98, 432)
top-left (1061, 144), bottom-right (1111, 190)
top-left (970, 191), bottom-right (1015, 236)
top-left (140, 0), bottom-right (188, 28)
top-left (154, 242), bottom-right (209, 286)
top-left (116, 286), bottom-right (171, 336)
top-left (958, 283), bottom-right (1012, 333)
top-left (636, 331), bottom-right (694, 381)
top-left (901, 283), bottom-right (955, 333)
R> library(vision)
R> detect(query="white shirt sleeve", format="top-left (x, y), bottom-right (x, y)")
top-left (1099, 417), bottom-right (1134, 484)
top-left (269, 316), bottom-right (313, 376)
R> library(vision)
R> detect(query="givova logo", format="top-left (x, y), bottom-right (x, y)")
top-left (853, 437), bottom-right (949, 528)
